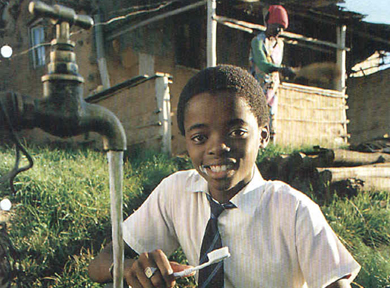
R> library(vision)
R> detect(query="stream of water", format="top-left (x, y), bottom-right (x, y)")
top-left (107, 150), bottom-right (124, 288)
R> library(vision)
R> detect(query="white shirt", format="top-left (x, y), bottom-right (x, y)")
top-left (123, 167), bottom-right (360, 288)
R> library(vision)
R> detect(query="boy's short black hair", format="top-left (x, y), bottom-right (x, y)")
top-left (177, 64), bottom-right (269, 135)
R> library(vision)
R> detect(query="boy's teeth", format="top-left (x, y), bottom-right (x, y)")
top-left (210, 165), bottom-right (228, 172)
top-left (200, 164), bottom-right (233, 175)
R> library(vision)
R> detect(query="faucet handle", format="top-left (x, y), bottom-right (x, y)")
top-left (28, 1), bottom-right (94, 30)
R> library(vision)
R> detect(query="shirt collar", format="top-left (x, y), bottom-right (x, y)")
top-left (185, 166), bottom-right (267, 213)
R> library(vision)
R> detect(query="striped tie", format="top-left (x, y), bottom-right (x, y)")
top-left (198, 193), bottom-right (235, 288)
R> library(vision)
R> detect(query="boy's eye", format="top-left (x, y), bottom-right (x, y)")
top-left (229, 129), bottom-right (247, 138)
top-left (191, 134), bottom-right (207, 143)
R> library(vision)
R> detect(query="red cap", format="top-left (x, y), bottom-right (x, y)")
top-left (267, 5), bottom-right (289, 29)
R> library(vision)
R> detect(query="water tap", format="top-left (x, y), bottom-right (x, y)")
top-left (0, 1), bottom-right (126, 190)
top-left (0, 1), bottom-right (126, 150)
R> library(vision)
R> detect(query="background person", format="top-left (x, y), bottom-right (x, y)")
top-left (249, 5), bottom-right (295, 139)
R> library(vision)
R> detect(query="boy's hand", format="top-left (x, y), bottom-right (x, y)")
top-left (124, 249), bottom-right (194, 288)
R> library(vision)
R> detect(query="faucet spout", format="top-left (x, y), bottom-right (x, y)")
top-left (34, 96), bottom-right (128, 151)
top-left (0, 87), bottom-right (126, 151)
top-left (83, 103), bottom-right (127, 151)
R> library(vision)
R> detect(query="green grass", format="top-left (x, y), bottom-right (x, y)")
top-left (0, 144), bottom-right (389, 287)
top-left (322, 192), bottom-right (390, 287)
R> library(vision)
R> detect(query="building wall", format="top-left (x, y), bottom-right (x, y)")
top-left (105, 40), bottom-right (198, 155)
top-left (346, 68), bottom-right (390, 145)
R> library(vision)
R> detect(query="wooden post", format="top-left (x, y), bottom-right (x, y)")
top-left (336, 25), bottom-right (348, 144)
top-left (139, 52), bottom-right (155, 76)
top-left (94, 14), bottom-right (111, 89)
top-left (155, 74), bottom-right (172, 155)
top-left (207, 0), bottom-right (217, 67)
top-left (336, 25), bottom-right (346, 93)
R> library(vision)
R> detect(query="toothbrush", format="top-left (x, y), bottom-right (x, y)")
top-left (173, 246), bottom-right (231, 278)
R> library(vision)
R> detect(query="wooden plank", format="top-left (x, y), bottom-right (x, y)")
top-left (332, 149), bottom-right (390, 166)
top-left (213, 15), bottom-right (349, 51)
top-left (358, 177), bottom-right (390, 192)
top-left (317, 163), bottom-right (390, 182)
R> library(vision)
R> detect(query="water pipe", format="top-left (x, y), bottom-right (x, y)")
top-left (0, 2), bottom-right (126, 287)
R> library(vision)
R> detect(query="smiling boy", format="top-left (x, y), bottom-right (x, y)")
top-left (182, 90), bottom-right (266, 204)
top-left (88, 65), bottom-right (360, 288)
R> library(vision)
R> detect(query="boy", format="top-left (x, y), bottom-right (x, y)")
top-left (88, 65), bottom-right (360, 288)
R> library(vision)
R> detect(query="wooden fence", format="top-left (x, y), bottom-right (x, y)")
top-left (275, 83), bottom-right (349, 148)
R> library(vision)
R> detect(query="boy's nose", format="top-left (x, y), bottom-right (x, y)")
top-left (207, 138), bottom-right (231, 155)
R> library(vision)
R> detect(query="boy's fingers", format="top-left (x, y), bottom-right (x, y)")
top-left (148, 270), bottom-right (168, 288)
top-left (151, 250), bottom-right (176, 287)
top-left (126, 277), bottom-right (143, 288)
top-left (170, 262), bottom-right (196, 277)
top-left (170, 261), bottom-right (193, 271)
top-left (131, 253), bottom-right (157, 288)
top-left (125, 262), bottom-right (147, 288)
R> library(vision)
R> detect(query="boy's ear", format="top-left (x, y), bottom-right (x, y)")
top-left (259, 124), bottom-right (270, 149)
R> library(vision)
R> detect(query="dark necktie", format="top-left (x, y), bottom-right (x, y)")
top-left (198, 193), bottom-right (235, 288)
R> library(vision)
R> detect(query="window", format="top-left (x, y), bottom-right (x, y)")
top-left (30, 25), bottom-right (46, 68)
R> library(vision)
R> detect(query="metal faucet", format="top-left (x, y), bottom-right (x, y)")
top-left (0, 1), bottom-right (126, 152)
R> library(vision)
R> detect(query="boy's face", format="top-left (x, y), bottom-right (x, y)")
top-left (184, 91), bottom-right (269, 203)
